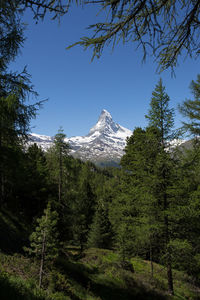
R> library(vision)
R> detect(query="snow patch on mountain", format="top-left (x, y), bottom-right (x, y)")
top-left (28, 109), bottom-right (187, 165)
top-left (67, 109), bottom-right (132, 162)
top-left (29, 109), bottom-right (132, 164)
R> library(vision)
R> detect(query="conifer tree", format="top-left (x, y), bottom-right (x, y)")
top-left (26, 203), bottom-right (59, 288)
top-left (46, 128), bottom-right (70, 203)
top-left (87, 198), bottom-right (112, 249)
top-left (0, 1), bottom-right (42, 207)
top-left (145, 78), bottom-right (175, 145)
top-left (169, 141), bottom-right (200, 277)
top-left (146, 79), bottom-right (175, 295)
top-left (179, 74), bottom-right (200, 136)
top-left (118, 127), bottom-right (163, 263)
top-left (53, 128), bottom-right (70, 203)
top-left (22, 143), bottom-right (49, 220)
top-left (71, 163), bottom-right (96, 251)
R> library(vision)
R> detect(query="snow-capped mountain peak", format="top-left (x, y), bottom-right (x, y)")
top-left (28, 110), bottom-right (188, 166)
top-left (29, 110), bottom-right (133, 165)
top-left (89, 109), bottom-right (122, 136)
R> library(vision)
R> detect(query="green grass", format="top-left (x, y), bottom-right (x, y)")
top-left (0, 271), bottom-right (45, 300)
top-left (0, 246), bottom-right (200, 300)
top-left (130, 257), bottom-right (200, 300)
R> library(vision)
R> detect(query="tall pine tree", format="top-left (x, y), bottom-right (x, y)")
top-left (146, 78), bottom-right (175, 294)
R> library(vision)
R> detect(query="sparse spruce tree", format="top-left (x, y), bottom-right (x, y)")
top-left (26, 203), bottom-right (59, 288)
top-left (53, 128), bottom-right (70, 203)
top-left (46, 128), bottom-right (70, 203)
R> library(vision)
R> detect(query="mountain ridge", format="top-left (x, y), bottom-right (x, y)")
top-left (29, 110), bottom-right (188, 165)
top-left (29, 109), bottom-right (132, 165)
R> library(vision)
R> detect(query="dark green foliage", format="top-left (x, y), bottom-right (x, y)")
top-left (168, 141), bottom-right (200, 280)
top-left (117, 80), bottom-right (177, 294)
top-left (0, 272), bottom-right (46, 300)
top-left (27, 204), bottom-right (59, 259)
top-left (0, 208), bottom-right (29, 253)
top-left (17, 144), bottom-right (49, 221)
top-left (145, 78), bottom-right (175, 143)
top-left (145, 80), bottom-right (176, 294)
top-left (114, 127), bottom-right (164, 261)
top-left (25, 203), bottom-right (59, 287)
top-left (179, 74), bottom-right (200, 136)
top-left (87, 199), bottom-right (112, 249)
top-left (0, 1), bottom-right (24, 72)
top-left (53, 128), bottom-right (70, 202)
top-left (0, 0), bottom-right (43, 209)
top-left (71, 163), bottom-right (96, 251)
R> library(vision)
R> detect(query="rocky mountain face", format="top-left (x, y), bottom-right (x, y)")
top-left (29, 110), bottom-right (132, 166)
top-left (29, 110), bottom-right (188, 166)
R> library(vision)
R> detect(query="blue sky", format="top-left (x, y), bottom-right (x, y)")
top-left (10, 5), bottom-right (200, 137)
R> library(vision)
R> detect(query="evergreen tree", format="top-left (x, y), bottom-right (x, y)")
top-left (0, 80), bottom-right (41, 207)
top-left (71, 163), bottom-right (96, 251)
top-left (0, 1), bottom-right (42, 207)
top-left (87, 198), bottom-right (112, 249)
top-left (146, 79), bottom-right (175, 295)
top-left (179, 74), bottom-right (200, 136)
top-left (169, 141), bottom-right (200, 278)
top-left (53, 128), bottom-right (70, 202)
top-left (117, 127), bottom-right (163, 263)
top-left (21, 143), bottom-right (49, 220)
top-left (145, 78), bottom-right (175, 145)
top-left (25, 203), bottom-right (59, 288)
top-left (46, 128), bottom-right (70, 203)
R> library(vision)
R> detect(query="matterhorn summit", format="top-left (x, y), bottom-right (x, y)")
top-left (89, 109), bottom-right (119, 135)
top-left (29, 110), bottom-right (132, 166)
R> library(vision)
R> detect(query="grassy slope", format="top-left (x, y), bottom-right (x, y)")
top-left (63, 248), bottom-right (200, 300)
top-left (1, 247), bottom-right (199, 300)
top-left (0, 211), bottom-right (200, 299)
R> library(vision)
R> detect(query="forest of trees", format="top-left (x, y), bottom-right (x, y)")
top-left (1, 1), bottom-right (200, 299)
top-left (2, 71), bottom-right (200, 296)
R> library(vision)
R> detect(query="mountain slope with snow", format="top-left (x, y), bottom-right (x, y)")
top-left (29, 109), bottom-right (133, 165)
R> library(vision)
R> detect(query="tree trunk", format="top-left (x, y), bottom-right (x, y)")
top-left (150, 242), bottom-right (154, 278)
top-left (39, 217), bottom-right (46, 289)
top-left (167, 253), bottom-right (174, 295)
top-left (0, 167), bottom-right (5, 208)
top-left (162, 158), bottom-right (174, 295)
top-left (0, 124), bottom-right (3, 207)
top-left (39, 229), bottom-right (46, 288)
top-left (164, 194), bottom-right (174, 295)
top-left (58, 147), bottom-right (62, 202)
